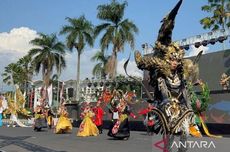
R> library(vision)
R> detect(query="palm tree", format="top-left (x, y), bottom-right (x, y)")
top-left (91, 50), bottom-right (110, 79)
top-left (2, 55), bottom-right (34, 90)
top-left (94, 0), bottom-right (138, 79)
top-left (2, 63), bottom-right (22, 86)
top-left (28, 33), bottom-right (66, 88)
top-left (200, 0), bottom-right (230, 30)
top-left (201, 0), bottom-right (230, 74)
top-left (18, 55), bottom-right (34, 94)
top-left (60, 15), bottom-right (94, 101)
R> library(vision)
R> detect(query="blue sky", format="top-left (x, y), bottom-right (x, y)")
top-left (0, 0), bottom-right (209, 45)
top-left (0, 0), bottom-right (227, 91)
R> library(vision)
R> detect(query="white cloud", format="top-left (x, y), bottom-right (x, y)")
top-left (186, 45), bottom-right (209, 57)
top-left (0, 27), bottom-right (39, 91)
top-left (0, 27), bottom-right (39, 78)
top-left (0, 27), bottom-right (39, 77)
top-left (0, 27), bottom-right (38, 54)
top-left (60, 48), bottom-right (99, 81)
top-left (117, 58), bottom-right (143, 78)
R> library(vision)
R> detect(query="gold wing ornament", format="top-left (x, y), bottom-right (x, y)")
top-left (134, 50), bottom-right (171, 77)
top-left (16, 87), bottom-right (26, 108)
top-left (3, 89), bottom-right (31, 117)
top-left (4, 94), bottom-right (17, 115)
top-left (183, 51), bottom-right (203, 84)
top-left (183, 59), bottom-right (199, 84)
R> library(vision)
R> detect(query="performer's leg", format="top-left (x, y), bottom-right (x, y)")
top-left (165, 134), bottom-right (175, 152)
top-left (101, 125), bottom-right (103, 133)
top-left (98, 125), bottom-right (102, 134)
top-left (107, 120), bottom-right (115, 137)
top-left (150, 126), bottom-right (154, 135)
top-left (146, 126), bottom-right (150, 135)
top-left (177, 134), bottom-right (187, 152)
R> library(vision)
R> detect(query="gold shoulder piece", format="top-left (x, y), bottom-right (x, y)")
top-left (134, 50), bottom-right (143, 69)
top-left (134, 51), bottom-right (142, 64)
top-left (135, 50), bottom-right (158, 70)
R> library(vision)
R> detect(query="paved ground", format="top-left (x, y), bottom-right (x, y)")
top-left (0, 127), bottom-right (229, 152)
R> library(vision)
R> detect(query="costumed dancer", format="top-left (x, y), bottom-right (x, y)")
top-left (146, 111), bottom-right (155, 136)
top-left (45, 105), bottom-right (54, 129)
top-left (220, 73), bottom-right (229, 90)
top-left (138, 103), bottom-right (155, 135)
top-left (93, 99), bottom-right (104, 134)
top-left (101, 88), bottom-right (113, 104)
top-left (34, 102), bottom-right (47, 131)
top-left (55, 102), bottom-right (72, 134)
top-left (107, 90), bottom-right (136, 140)
top-left (4, 90), bottom-right (31, 127)
top-left (135, 0), bottom-right (203, 151)
top-left (77, 103), bottom-right (99, 137)
top-left (189, 80), bottom-right (222, 138)
top-left (0, 95), bottom-right (8, 127)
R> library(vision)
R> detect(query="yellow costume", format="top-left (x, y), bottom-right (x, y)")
top-left (47, 116), bottom-right (52, 126)
top-left (46, 109), bottom-right (54, 128)
top-left (55, 111), bottom-right (72, 134)
top-left (77, 111), bottom-right (99, 137)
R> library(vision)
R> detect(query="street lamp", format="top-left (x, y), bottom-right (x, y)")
top-left (57, 54), bottom-right (62, 106)
top-left (99, 82), bottom-right (104, 87)
top-left (93, 82), bottom-right (98, 87)
top-left (105, 81), bottom-right (110, 87)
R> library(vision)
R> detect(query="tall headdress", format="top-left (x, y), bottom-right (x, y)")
top-left (135, 0), bottom-right (185, 76)
top-left (157, 0), bottom-right (183, 47)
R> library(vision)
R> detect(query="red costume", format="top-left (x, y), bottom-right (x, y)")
top-left (93, 102), bottom-right (104, 134)
top-left (94, 106), bottom-right (104, 126)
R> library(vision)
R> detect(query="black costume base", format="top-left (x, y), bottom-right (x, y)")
top-left (147, 126), bottom-right (154, 135)
top-left (34, 118), bottom-right (47, 131)
top-left (107, 118), bottom-right (130, 140)
top-left (97, 125), bottom-right (103, 134)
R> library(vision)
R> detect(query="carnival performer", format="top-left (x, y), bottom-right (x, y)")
top-left (93, 100), bottom-right (104, 134)
top-left (45, 105), bottom-right (54, 129)
top-left (220, 73), bottom-right (229, 90)
top-left (107, 90), bottom-right (136, 140)
top-left (189, 80), bottom-right (221, 138)
top-left (107, 90), bottom-right (120, 122)
top-left (77, 103), bottom-right (99, 137)
top-left (0, 95), bottom-right (8, 127)
top-left (138, 103), bottom-right (155, 135)
top-left (34, 102), bottom-right (47, 131)
top-left (55, 102), bottom-right (72, 134)
top-left (135, 0), bottom-right (203, 151)
top-left (102, 88), bottom-right (112, 104)
top-left (3, 87), bottom-right (31, 127)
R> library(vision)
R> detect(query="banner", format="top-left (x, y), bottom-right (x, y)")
top-left (59, 82), bottom-right (65, 104)
top-left (47, 84), bottom-right (53, 107)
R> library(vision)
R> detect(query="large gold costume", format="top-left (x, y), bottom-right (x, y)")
top-left (77, 109), bottom-right (99, 137)
top-left (55, 106), bottom-right (72, 134)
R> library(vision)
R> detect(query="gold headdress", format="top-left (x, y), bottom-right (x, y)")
top-left (135, 0), bottom-right (202, 83)
top-left (135, 0), bottom-right (185, 77)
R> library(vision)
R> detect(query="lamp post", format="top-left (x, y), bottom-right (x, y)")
top-left (57, 54), bottom-right (61, 106)
top-left (29, 82), bottom-right (34, 109)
